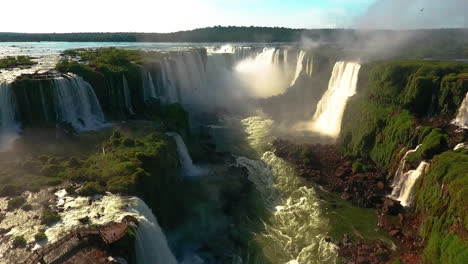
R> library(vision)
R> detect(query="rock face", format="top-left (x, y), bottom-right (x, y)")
top-left (272, 139), bottom-right (389, 209)
top-left (382, 197), bottom-right (403, 216)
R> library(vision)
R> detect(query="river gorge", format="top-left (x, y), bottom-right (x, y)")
top-left (0, 37), bottom-right (466, 264)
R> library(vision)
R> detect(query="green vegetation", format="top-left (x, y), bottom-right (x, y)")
top-left (21, 203), bottom-right (33, 211)
top-left (77, 182), bottom-right (103, 196)
top-left (0, 56), bottom-right (35, 69)
top-left (322, 192), bottom-right (389, 242)
top-left (341, 60), bottom-right (468, 169)
top-left (12, 236), bottom-right (26, 248)
top-left (41, 210), bottom-right (61, 226)
top-left (340, 60), bottom-right (468, 263)
top-left (7, 196), bottom-right (26, 211)
top-left (414, 151), bottom-right (468, 263)
top-left (407, 129), bottom-right (448, 164)
top-left (34, 232), bottom-right (47, 242)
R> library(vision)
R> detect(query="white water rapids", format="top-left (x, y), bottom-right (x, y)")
top-left (36, 191), bottom-right (177, 264)
top-left (236, 116), bottom-right (338, 264)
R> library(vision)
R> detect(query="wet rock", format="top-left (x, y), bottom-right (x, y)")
top-left (377, 181), bottom-right (385, 190)
top-left (382, 198), bottom-right (403, 216)
top-left (389, 228), bottom-right (402, 238)
top-left (341, 192), bottom-right (351, 201)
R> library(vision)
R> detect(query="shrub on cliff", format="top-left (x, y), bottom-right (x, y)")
top-left (77, 181), bottom-right (104, 196)
top-left (34, 232), bottom-right (47, 242)
top-left (0, 56), bottom-right (35, 69)
top-left (407, 129), bottom-right (448, 164)
top-left (41, 210), bottom-right (61, 226)
top-left (7, 196), bottom-right (26, 211)
top-left (12, 236), bottom-right (26, 248)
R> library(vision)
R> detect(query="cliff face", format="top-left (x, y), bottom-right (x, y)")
top-left (339, 61), bottom-right (468, 262)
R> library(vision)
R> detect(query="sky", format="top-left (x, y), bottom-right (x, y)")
top-left (0, 0), bottom-right (465, 33)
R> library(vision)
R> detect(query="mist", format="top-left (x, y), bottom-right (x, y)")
top-left (354, 0), bottom-right (468, 29)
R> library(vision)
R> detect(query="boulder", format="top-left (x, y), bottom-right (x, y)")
top-left (382, 197), bottom-right (403, 215)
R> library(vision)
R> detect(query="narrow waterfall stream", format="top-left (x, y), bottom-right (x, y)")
top-left (290, 50), bottom-right (306, 86)
top-left (53, 74), bottom-right (106, 131)
top-left (122, 75), bottom-right (135, 115)
top-left (0, 82), bottom-right (19, 151)
top-left (390, 145), bottom-right (429, 206)
top-left (452, 92), bottom-right (468, 129)
top-left (166, 132), bottom-right (204, 177)
top-left (391, 162), bottom-right (430, 206)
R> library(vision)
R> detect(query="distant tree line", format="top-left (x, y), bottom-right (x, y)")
top-left (0, 26), bottom-right (305, 42)
top-left (0, 27), bottom-right (467, 46)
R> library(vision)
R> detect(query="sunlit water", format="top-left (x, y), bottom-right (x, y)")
top-left (235, 115), bottom-right (338, 264)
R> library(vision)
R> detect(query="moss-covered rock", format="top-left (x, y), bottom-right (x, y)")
top-left (414, 151), bottom-right (468, 263)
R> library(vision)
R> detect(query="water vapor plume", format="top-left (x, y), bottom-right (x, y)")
top-left (354, 0), bottom-right (468, 30)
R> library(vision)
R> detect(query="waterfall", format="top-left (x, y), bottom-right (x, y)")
top-left (166, 132), bottom-right (203, 176)
top-left (41, 192), bottom-right (177, 264)
top-left (290, 51), bottom-right (306, 86)
top-left (0, 82), bottom-right (19, 151)
top-left (454, 142), bottom-right (468, 151)
top-left (234, 47), bottom-right (295, 98)
top-left (129, 197), bottom-right (178, 264)
top-left (122, 75), bottom-right (135, 115)
top-left (452, 92), bottom-right (468, 129)
top-left (305, 57), bottom-right (314, 76)
top-left (160, 50), bottom-right (207, 105)
top-left (52, 74), bottom-right (106, 131)
top-left (143, 71), bottom-right (158, 101)
top-left (161, 58), bottom-right (180, 103)
top-left (390, 144), bottom-right (422, 182)
top-left (390, 161), bottom-right (430, 206)
top-left (303, 61), bottom-right (361, 137)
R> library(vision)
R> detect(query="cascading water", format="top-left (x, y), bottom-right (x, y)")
top-left (390, 161), bottom-right (430, 207)
top-left (160, 50), bottom-right (207, 105)
top-left (390, 145), bottom-right (422, 181)
top-left (290, 51), bottom-right (306, 86)
top-left (235, 47), bottom-right (293, 98)
top-left (157, 47), bottom-right (307, 107)
top-left (37, 191), bottom-right (177, 264)
top-left (143, 71), bottom-right (158, 101)
top-left (129, 197), bottom-right (178, 264)
top-left (166, 132), bottom-right (204, 176)
top-left (0, 82), bottom-right (19, 151)
top-left (53, 75), bottom-right (106, 131)
top-left (452, 92), bottom-right (468, 129)
top-left (389, 145), bottom-right (423, 206)
top-left (305, 57), bottom-right (313, 76)
top-left (235, 115), bottom-right (338, 264)
top-left (122, 75), bottom-right (135, 114)
top-left (301, 61), bottom-right (361, 137)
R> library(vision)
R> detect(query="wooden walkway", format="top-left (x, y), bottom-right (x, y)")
top-left (23, 216), bottom-right (137, 264)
